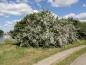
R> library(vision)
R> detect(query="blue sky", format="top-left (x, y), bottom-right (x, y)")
top-left (0, 0), bottom-right (86, 32)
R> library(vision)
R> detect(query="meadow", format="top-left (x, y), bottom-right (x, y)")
top-left (0, 39), bottom-right (86, 65)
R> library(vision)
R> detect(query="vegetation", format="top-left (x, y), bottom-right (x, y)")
top-left (77, 22), bottom-right (86, 39)
top-left (0, 30), bottom-right (4, 36)
top-left (0, 40), bottom-right (86, 65)
top-left (10, 11), bottom-right (79, 47)
top-left (53, 47), bottom-right (86, 65)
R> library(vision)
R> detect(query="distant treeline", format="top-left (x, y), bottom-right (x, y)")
top-left (0, 30), bottom-right (4, 36)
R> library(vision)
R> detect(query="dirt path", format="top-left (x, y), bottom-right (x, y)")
top-left (70, 53), bottom-right (86, 65)
top-left (33, 45), bottom-right (86, 65)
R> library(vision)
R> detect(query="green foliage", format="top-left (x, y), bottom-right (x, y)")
top-left (77, 22), bottom-right (86, 39)
top-left (0, 30), bottom-right (4, 36)
top-left (10, 11), bottom-right (78, 47)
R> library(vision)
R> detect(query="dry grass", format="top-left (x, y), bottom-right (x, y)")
top-left (0, 44), bottom-right (61, 65)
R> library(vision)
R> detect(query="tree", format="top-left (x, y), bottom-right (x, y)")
top-left (10, 11), bottom-right (78, 48)
top-left (77, 22), bottom-right (86, 39)
top-left (0, 30), bottom-right (4, 36)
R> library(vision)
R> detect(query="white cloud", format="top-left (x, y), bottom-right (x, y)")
top-left (33, 10), bottom-right (39, 13)
top-left (0, 3), bottom-right (34, 16)
top-left (48, 0), bottom-right (78, 7)
top-left (63, 13), bottom-right (76, 18)
top-left (63, 12), bottom-right (86, 21)
top-left (76, 13), bottom-right (86, 20)
top-left (51, 12), bottom-right (58, 18)
top-left (4, 21), bottom-right (16, 29)
top-left (2, 19), bottom-right (20, 32)
top-left (82, 4), bottom-right (86, 7)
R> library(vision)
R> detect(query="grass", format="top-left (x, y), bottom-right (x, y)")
top-left (0, 40), bottom-right (86, 65)
top-left (52, 47), bottom-right (86, 65)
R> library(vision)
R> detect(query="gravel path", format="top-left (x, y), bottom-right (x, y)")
top-left (33, 45), bottom-right (86, 65)
top-left (70, 53), bottom-right (86, 65)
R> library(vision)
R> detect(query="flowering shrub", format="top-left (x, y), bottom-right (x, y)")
top-left (10, 11), bottom-right (78, 47)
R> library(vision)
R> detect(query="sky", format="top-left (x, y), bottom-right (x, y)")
top-left (0, 0), bottom-right (86, 32)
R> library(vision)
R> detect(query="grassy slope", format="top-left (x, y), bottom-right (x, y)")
top-left (0, 40), bottom-right (86, 65)
top-left (53, 47), bottom-right (86, 65)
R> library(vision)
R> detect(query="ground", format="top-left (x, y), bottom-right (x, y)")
top-left (71, 53), bottom-right (86, 65)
